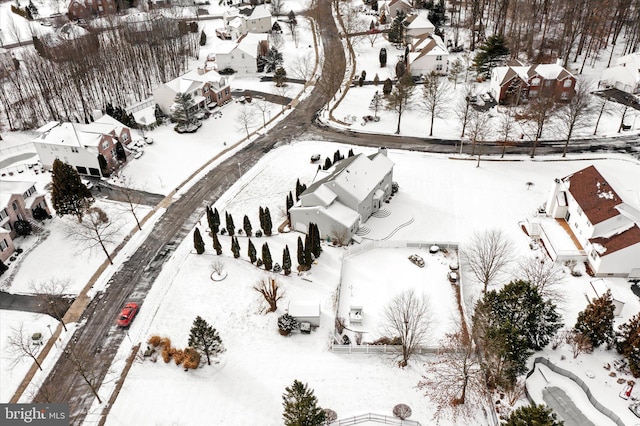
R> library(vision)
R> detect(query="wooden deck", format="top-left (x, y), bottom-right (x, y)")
top-left (555, 219), bottom-right (584, 251)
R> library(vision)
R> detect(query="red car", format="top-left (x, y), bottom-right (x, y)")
top-left (117, 302), bottom-right (139, 328)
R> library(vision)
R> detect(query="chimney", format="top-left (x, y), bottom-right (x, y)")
top-left (378, 146), bottom-right (388, 156)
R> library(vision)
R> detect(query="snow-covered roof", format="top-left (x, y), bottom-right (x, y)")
top-left (288, 301), bottom-right (320, 317)
top-left (32, 115), bottom-right (127, 148)
top-left (331, 153), bottom-right (394, 203)
top-left (236, 33), bottom-right (268, 58)
top-left (601, 53), bottom-right (640, 89)
top-left (249, 4), bottom-right (271, 20)
top-left (405, 13), bottom-right (434, 32)
top-left (0, 181), bottom-right (36, 209)
top-left (530, 63), bottom-right (574, 81)
top-left (409, 34), bottom-right (447, 62)
top-left (492, 65), bottom-right (530, 86)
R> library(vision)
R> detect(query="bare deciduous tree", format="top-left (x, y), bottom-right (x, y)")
top-left (418, 327), bottom-right (485, 421)
top-left (7, 323), bottom-right (44, 371)
top-left (253, 276), bottom-right (284, 312)
top-left (381, 289), bottom-right (432, 367)
top-left (270, 0), bottom-right (284, 16)
top-left (386, 74), bottom-right (416, 134)
top-left (329, 226), bottom-right (350, 246)
top-left (515, 257), bottom-right (565, 301)
top-left (465, 109), bottom-right (492, 167)
top-left (558, 78), bottom-right (594, 157)
top-left (592, 95), bottom-right (616, 135)
top-left (31, 278), bottom-right (72, 331)
top-left (117, 177), bottom-right (143, 231)
top-left (212, 259), bottom-right (225, 276)
top-left (462, 229), bottom-right (514, 293)
top-left (420, 72), bottom-right (452, 136)
top-left (524, 97), bottom-right (556, 158)
top-left (566, 329), bottom-right (592, 358)
top-left (236, 105), bottom-right (256, 138)
top-left (497, 108), bottom-right (517, 158)
top-left (63, 347), bottom-right (104, 403)
top-left (253, 99), bottom-right (271, 128)
top-left (289, 52), bottom-right (315, 82)
top-left (455, 85), bottom-right (474, 138)
top-left (68, 207), bottom-right (121, 264)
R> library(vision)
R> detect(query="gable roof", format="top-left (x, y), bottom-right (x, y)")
top-left (32, 115), bottom-right (127, 149)
top-left (529, 63), bottom-right (575, 81)
top-left (0, 181), bottom-right (35, 208)
top-left (565, 165), bottom-right (622, 224)
top-left (405, 13), bottom-right (434, 31)
top-left (235, 33), bottom-right (268, 57)
top-left (249, 4), bottom-right (271, 19)
top-left (590, 224), bottom-right (640, 256)
top-left (408, 34), bottom-right (447, 62)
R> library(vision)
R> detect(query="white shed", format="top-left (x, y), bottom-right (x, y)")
top-left (585, 279), bottom-right (624, 317)
top-left (288, 301), bottom-right (321, 327)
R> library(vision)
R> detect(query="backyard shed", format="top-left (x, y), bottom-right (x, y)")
top-left (586, 279), bottom-right (624, 316)
top-left (288, 301), bottom-right (321, 327)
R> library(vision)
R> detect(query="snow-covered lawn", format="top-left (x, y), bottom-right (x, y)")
top-left (99, 141), bottom-right (640, 425)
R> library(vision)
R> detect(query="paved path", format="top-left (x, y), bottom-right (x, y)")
top-left (543, 386), bottom-right (596, 426)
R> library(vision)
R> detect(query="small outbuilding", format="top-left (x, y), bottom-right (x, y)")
top-left (288, 301), bottom-right (321, 328)
top-left (586, 279), bottom-right (625, 317)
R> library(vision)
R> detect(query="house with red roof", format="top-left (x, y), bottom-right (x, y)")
top-left (545, 165), bottom-right (640, 277)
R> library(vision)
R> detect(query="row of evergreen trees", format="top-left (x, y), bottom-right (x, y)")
top-left (205, 205), bottom-right (272, 237)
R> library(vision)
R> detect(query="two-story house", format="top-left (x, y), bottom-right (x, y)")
top-left (67, 0), bottom-right (116, 20)
top-left (490, 63), bottom-right (576, 104)
top-left (0, 181), bottom-right (51, 263)
top-left (406, 33), bottom-right (448, 77)
top-left (545, 165), bottom-right (640, 277)
top-left (600, 52), bottom-right (640, 94)
top-left (215, 33), bottom-right (269, 74)
top-left (153, 68), bottom-right (232, 116)
top-left (289, 148), bottom-right (395, 242)
top-left (32, 115), bottom-right (133, 177)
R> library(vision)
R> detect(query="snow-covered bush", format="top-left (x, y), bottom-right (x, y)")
top-left (278, 313), bottom-right (298, 336)
top-left (392, 403), bottom-right (412, 420)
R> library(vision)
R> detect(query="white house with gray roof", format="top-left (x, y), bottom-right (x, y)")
top-left (289, 149), bottom-right (394, 242)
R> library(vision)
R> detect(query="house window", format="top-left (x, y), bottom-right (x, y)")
top-left (436, 64), bottom-right (443, 71)
top-left (0, 209), bottom-right (7, 220)
top-left (544, 80), bottom-right (552, 86)
top-left (77, 166), bottom-right (88, 175)
top-left (12, 201), bottom-right (18, 211)
top-left (436, 55), bottom-right (442, 61)
top-left (590, 250), bottom-right (598, 260)
top-left (529, 90), bottom-right (538, 97)
top-left (560, 92), bottom-right (569, 100)
top-left (531, 77), bottom-right (540, 85)
top-left (101, 140), bottom-right (110, 150)
top-left (121, 133), bottom-right (129, 142)
top-left (225, 88), bottom-right (229, 95)
top-left (71, 147), bottom-right (79, 153)
top-left (564, 79), bottom-right (572, 87)
top-left (241, 53), bottom-right (245, 59)
top-left (0, 239), bottom-right (7, 251)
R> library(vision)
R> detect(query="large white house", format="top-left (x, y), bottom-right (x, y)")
top-left (215, 33), bottom-right (269, 74)
top-left (153, 68), bottom-right (232, 115)
top-left (289, 149), bottom-right (394, 242)
top-left (32, 115), bottom-right (133, 177)
top-left (545, 165), bottom-right (640, 277)
top-left (407, 33), bottom-right (448, 76)
top-left (246, 4), bottom-right (272, 33)
top-left (600, 52), bottom-right (640, 94)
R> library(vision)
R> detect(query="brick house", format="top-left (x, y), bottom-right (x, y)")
top-left (67, 0), bottom-right (116, 20)
top-left (490, 63), bottom-right (576, 105)
top-left (153, 68), bottom-right (232, 116)
top-left (0, 181), bottom-right (51, 263)
top-left (32, 115), bottom-right (133, 178)
top-left (545, 165), bottom-right (640, 277)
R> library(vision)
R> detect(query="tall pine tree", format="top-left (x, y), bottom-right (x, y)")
top-left (193, 227), bottom-right (205, 254)
top-left (286, 192), bottom-right (294, 213)
top-left (282, 380), bottom-right (326, 426)
top-left (575, 290), bottom-right (615, 348)
top-left (616, 313), bottom-right (640, 377)
top-left (212, 208), bottom-right (220, 234)
top-left (206, 206), bottom-right (215, 234)
top-left (263, 207), bottom-right (273, 236)
top-left (212, 230), bottom-right (222, 255)
top-left (243, 215), bottom-right (253, 236)
top-left (304, 233), bottom-right (313, 266)
top-left (51, 159), bottom-right (94, 221)
top-left (262, 243), bottom-right (273, 271)
top-left (226, 212), bottom-right (235, 236)
top-left (312, 223), bottom-right (322, 258)
top-left (297, 236), bottom-right (305, 267)
top-left (259, 206), bottom-right (265, 231)
top-left (248, 239), bottom-right (257, 263)
top-left (188, 316), bottom-right (225, 366)
top-left (282, 245), bottom-right (292, 276)
top-left (231, 237), bottom-right (240, 258)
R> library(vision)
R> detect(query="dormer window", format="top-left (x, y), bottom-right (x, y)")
top-left (531, 77), bottom-right (540, 85)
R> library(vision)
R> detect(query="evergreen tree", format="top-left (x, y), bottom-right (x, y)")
top-left (51, 159), bottom-right (94, 221)
top-left (199, 30), bottom-right (207, 46)
top-left (193, 227), bottom-right (205, 254)
top-left (243, 215), bottom-right (253, 237)
top-left (388, 10), bottom-right (406, 43)
top-left (427, 0), bottom-right (447, 30)
top-left (295, 179), bottom-right (305, 201)
top-left (172, 92), bottom-right (196, 125)
top-left (311, 223), bottom-right (322, 258)
top-left (348, 148), bottom-right (354, 157)
top-left (259, 206), bottom-right (265, 231)
top-left (382, 78), bottom-right (393, 95)
top-left (304, 233), bottom-right (312, 267)
top-left (473, 280), bottom-right (563, 388)
top-left (283, 245), bottom-right (292, 276)
top-left (115, 141), bottom-right (127, 162)
top-left (286, 192), bottom-right (294, 213)
top-left (212, 230), bottom-right (222, 255)
top-left (379, 47), bottom-right (387, 67)
top-left (323, 157), bottom-right (332, 170)
top-left (97, 154), bottom-right (108, 175)
top-left (274, 67), bottom-right (287, 87)
top-left (261, 47), bottom-right (284, 73)
top-left (206, 206), bottom-right (215, 234)
top-left (473, 34), bottom-right (510, 77)
top-left (212, 208), bottom-right (220, 234)
top-left (616, 313), bottom-right (640, 377)
top-left (248, 239), bottom-right (257, 263)
top-left (188, 316), bottom-right (225, 366)
top-left (503, 404), bottom-right (564, 426)
top-left (263, 207), bottom-right (273, 236)
top-left (231, 237), bottom-right (240, 258)
top-left (0, 259), bottom-right (8, 276)
top-left (262, 243), bottom-right (273, 271)
top-left (575, 290), bottom-right (615, 348)
top-left (333, 150), bottom-right (342, 163)
top-left (225, 212), bottom-right (235, 236)
top-left (154, 104), bottom-right (167, 124)
top-left (297, 236), bottom-right (305, 267)
top-left (282, 380), bottom-right (326, 426)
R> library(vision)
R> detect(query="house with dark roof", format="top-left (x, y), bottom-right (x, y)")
top-left (490, 63), bottom-right (576, 105)
top-left (288, 149), bottom-right (394, 243)
top-left (0, 181), bottom-right (51, 263)
top-left (545, 165), bottom-right (640, 277)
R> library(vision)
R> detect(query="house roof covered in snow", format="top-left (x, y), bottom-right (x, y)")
top-left (529, 63), bottom-right (575, 81)
top-left (601, 52), bottom-right (640, 89)
top-left (235, 33), bottom-right (268, 58)
top-left (493, 65), bottom-right (530, 86)
top-left (409, 34), bottom-right (447, 62)
top-left (0, 181), bottom-right (36, 208)
top-left (288, 301), bottom-right (320, 317)
top-left (249, 4), bottom-right (271, 20)
top-left (404, 13), bottom-right (434, 33)
top-left (32, 115), bottom-right (127, 148)
top-left (590, 223), bottom-right (640, 256)
top-left (565, 165), bottom-right (622, 225)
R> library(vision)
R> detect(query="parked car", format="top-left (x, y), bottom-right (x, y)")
top-left (447, 271), bottom-right (459, 283)
top-left (134, 150), bottom-right (144, 159)
top-left (116, 302), bottom-right (139, 328)
top-left (81, 179), bottom-right (93, 190)
top-left (480, 93), bottom-right (493, 103)
top-left (143, 137), bottom-right (154, 145)
top-left (310, 154), bottom-right (321, 163)
top-left (408, 254), bottom-right (425, 268)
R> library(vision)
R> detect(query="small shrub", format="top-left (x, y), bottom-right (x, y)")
top-left (148, 335), bottom-right (163, 347)
top-left (371, 336), bottom-right (402, 345)
top-left (273, 263), bottom-right (282, 273)
top-left (256, 258), bottom-right (263, 267)
top-left (255, 230), bottom-right (263, 238)
top-left (392, 404), bottom-right (412, 420)
top-left (15, 247), bottom-right (23, 254)
top-left (14, 220), bottom-right (32, 236)
top-left (183, 347), bottom-right (201, 370)
top-left (278, 313), bottom-right (298, 335)
top-left (323, 408), bottom-right (338, 424)
top-left (238, 228), bottom-right (244, 235)
top-left (221, 228), bottom-right (227, 235)
top-left (161, 348), bottom-right (172, 363)
top-left (173, 349), bottom-right (185, 365)
top-left (342, 334), bottom-right (351, 345)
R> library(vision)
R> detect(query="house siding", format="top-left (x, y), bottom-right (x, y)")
top-left (588, 242), bottom-right (640, 277)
